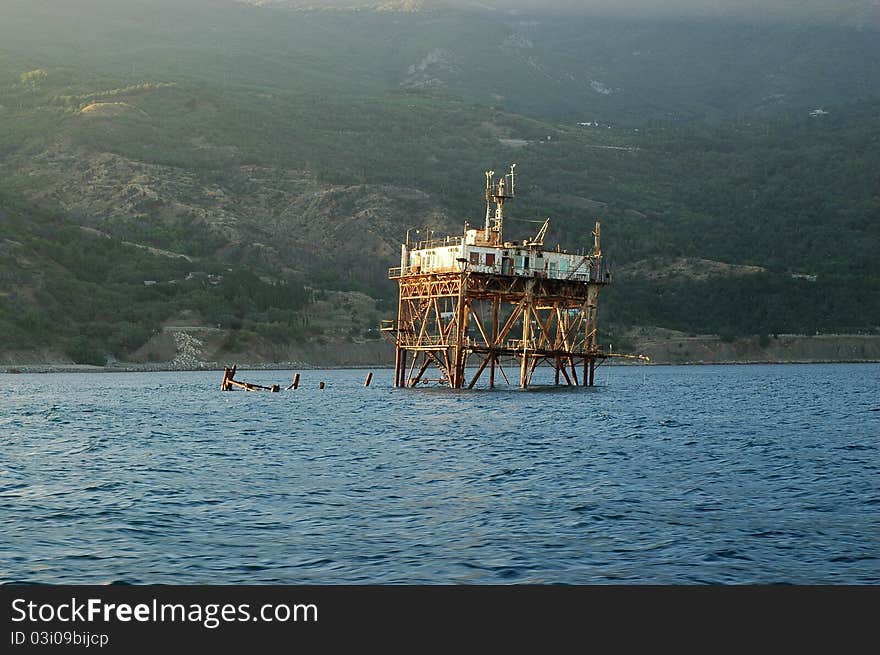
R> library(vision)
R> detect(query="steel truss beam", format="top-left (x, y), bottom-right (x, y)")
top-left (391, 272), bottom-right (606, 388)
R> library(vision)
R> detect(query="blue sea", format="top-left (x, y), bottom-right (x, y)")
top-left (1, 364), bottom-right (878, 584)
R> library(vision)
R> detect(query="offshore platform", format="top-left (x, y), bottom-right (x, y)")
top-left (382, 164), bottom-right (618, 389)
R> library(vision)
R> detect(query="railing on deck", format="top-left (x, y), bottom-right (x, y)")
top-left (389, 263), bottom-right (611, 282)
top-left (388, 265), bottom-right (462, 278)
top-left (412, 236), bottom-right (463, 250)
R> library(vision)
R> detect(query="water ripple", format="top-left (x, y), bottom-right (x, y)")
top-left (1, 364), bottom-right (878, 584)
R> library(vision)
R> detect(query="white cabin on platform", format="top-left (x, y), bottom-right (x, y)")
top-left (397, 233), bottom-right (604, 283)
top-left (391, 164), bottom-right (606, 284)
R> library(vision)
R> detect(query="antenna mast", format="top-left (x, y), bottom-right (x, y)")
top-left (484, 169), bottom-right (494, 241)
top-left (483, 163), bottom-right (516, 246)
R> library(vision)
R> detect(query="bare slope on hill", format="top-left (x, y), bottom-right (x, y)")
top-left (13, 142), bottom-right (444, 273)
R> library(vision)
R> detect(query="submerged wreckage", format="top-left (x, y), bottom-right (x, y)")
top-left (382, 164), bottom-right (644, 389)
top-left (220, 366), bottom-right (281, 392)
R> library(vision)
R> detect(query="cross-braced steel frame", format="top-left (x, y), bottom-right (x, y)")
top-left (387, 271), bottom-right (607, 389)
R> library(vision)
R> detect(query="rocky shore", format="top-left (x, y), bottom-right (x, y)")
top-left (4, 333), bottom-right (879, 374)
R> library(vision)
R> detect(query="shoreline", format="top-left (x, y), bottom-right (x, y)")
top-left (6, 333), bottom-right (878, 374)
top-left (4, 359), bottom-right (879, 374)
top-left (2, 362), bottom-right (394, 374)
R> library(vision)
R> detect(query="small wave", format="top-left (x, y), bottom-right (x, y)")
top-left (496, 568), bottom-right (522, 579)
top-left (829, 554), bottom-right (877, 563)
top-left (750, 530), bottom-right (801, 538)
top-left (704, 549), bottom-right (753, 562)
top-left (571, 504), bottom-right (598, 513)
top-left (83, 482), bottom-right (124, 492)
top-left (0, 482), bottom-right (29, 496)
top-left (240, 563), bottom-right (272, 572)
top-left (294, 558), bottom-right (335, 569)
top-left (659, 418), bottom-right (693, 428)
top-left (487, 468), bottom-right (518, 481)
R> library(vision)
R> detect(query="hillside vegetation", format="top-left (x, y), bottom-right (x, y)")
top-left (0, 1), bottom-right (878, 364)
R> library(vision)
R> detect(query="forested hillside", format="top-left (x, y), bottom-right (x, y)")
top-left (1, 0), bottom-right (878, 364)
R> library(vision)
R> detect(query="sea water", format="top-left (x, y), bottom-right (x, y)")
top-left (1, 364), bottom-right (877, 584)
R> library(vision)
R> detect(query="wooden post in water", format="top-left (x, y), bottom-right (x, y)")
top-left (221, 365), bottom-right (237, 391)
top-left (287, 372), bottom-right (300, 390)
top-left (319, 381), bottom-right (325, 389)
top-left (364, 372), bottom-right (373, 387)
